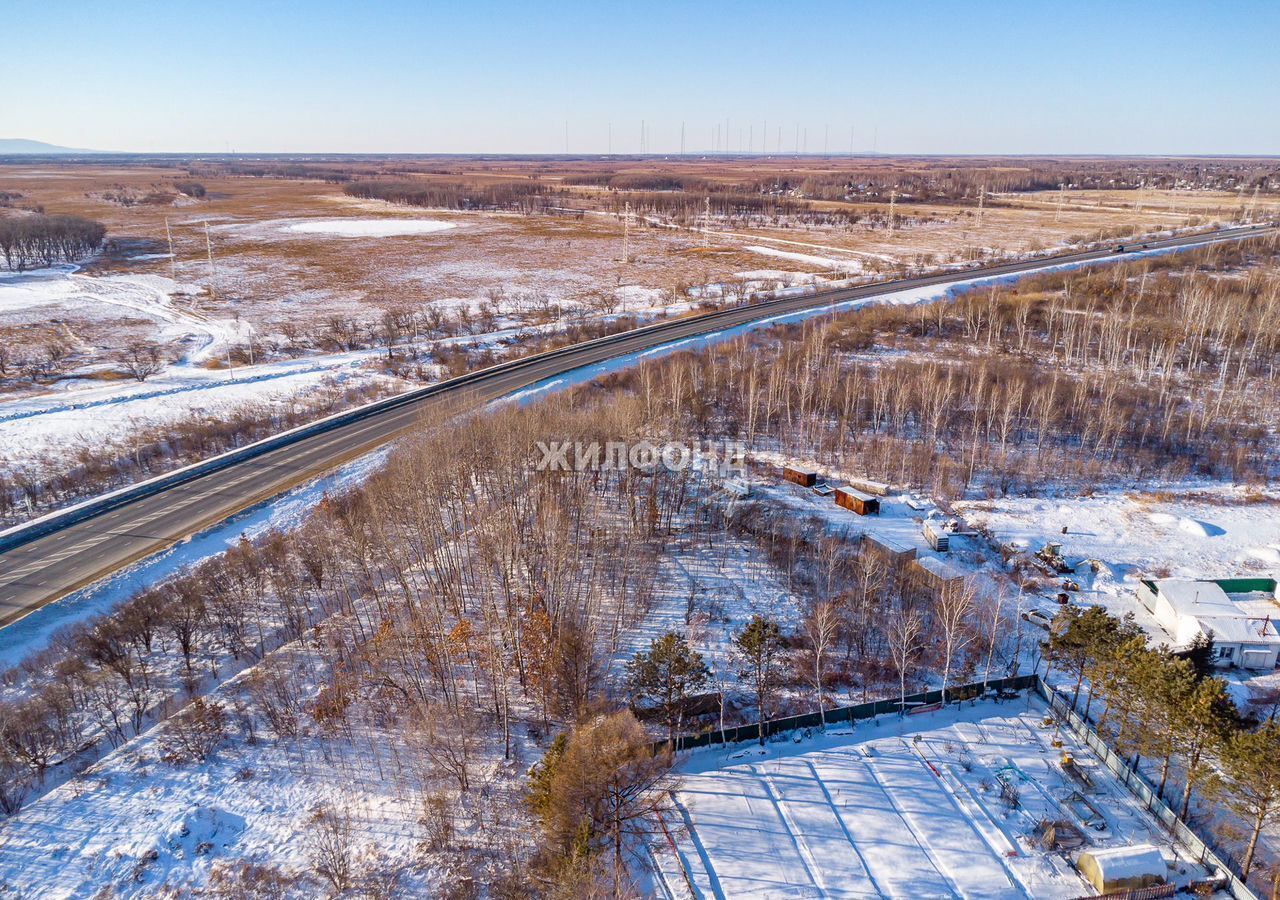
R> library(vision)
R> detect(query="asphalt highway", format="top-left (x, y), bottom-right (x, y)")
top-left (0, 224), bottom-right (1273, 629)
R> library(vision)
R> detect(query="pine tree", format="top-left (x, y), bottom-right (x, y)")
top-left (1221, 721), bottom-right (1280, 881)
top-left (733, 615), bottom-right (787, 745)
top-left (625, 632), bottom-right (710, 746)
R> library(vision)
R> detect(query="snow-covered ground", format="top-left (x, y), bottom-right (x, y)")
top-left (0, 637), bottom-right (473, 898)
top-left (654, 697), bottom-right (1218, 899)
top-left (744, 245), bottom-right (864, 273)
top-left (0, 265), bottom-right (249, 364)
top-left (0, 351), bottom-right (391, 468)
top-left (282, 218), bottom-right (458, 237)
top-left (957, 486), bottom-right (1280, 643)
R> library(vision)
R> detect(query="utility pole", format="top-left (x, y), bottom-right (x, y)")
top-left (1055, 183), bottom-right (1066, 222)
top-left (977, 184), bottom-right (986, 225)
top-left (164, 217), bottom-right (176, 283)
top-left (703, 196), bottom-right (711, 248)
top-left (204, 221), bottom-right (217, 303)
top-left (889, 190), bottom-right (897, 232)
top-left (623, 200), bottom-right (632, 263)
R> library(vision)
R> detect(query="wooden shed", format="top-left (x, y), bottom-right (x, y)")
top-left (1076, 845), bottom-right (1166, 894)
top-left (782, 464), bottom-right (819, 487)
top-left (834, 487), bottom-right (879, 516)
top-left (865, 534), bottom-right (917, 564)
top-left (912, 556), bottom-right (965, 593)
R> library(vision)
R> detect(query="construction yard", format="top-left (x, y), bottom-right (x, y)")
top-left (653, 697), bottom-right (1224, 899)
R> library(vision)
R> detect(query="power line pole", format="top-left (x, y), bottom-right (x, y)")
top-left (623, 200), bottom-right (633, 263)
top-left (977, 183), bottom-right (986, 225)
top-left (889, 190), bottom-right (897, 232)
top-left (1055, 183), bottom-right (1066, 222)
top-left (204, 221), bottom-right (217, 303)
top-left (703, 196), bottom-right (711, 248)
top-left (164, 216), bottom-right (176, 283)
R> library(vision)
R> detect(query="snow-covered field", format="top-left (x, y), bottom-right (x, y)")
top-left (654, 698), bottom-right (1217, 899)
top-left (0, 351), bottom-right (392, 467)
top-left (282, 218), bottom-right (458, 237)
top-left (744, 244), bottom-right (864, 273)
top-left (958, 486), bottom-right (1280, 642)
top-left (0, 265), bottom-right (248, 364)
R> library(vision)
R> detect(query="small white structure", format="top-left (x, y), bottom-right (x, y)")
top-left (923, 520), bottom-right (949, 552)
top-left (1076, 844), bottom-right (1166, 894)
top-left (849, 477), bottom-right (891, 496)
top-left (1137, 578), bottom-right (1280, 669)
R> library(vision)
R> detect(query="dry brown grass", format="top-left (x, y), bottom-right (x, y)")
top-left (2, 157), bottom-right (1277, 359)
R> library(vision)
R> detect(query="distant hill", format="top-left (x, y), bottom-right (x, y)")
top-left (0, 138), bottom-right (99, 155)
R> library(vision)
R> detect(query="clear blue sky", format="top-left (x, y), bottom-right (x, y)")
top-left (5, 0), bottom-right (1278, 154)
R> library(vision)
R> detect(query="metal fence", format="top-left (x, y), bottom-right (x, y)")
top-left (653, 672), bottom-right (1038, 754)
top-left (1036, 679), bottom-right (1258, 900)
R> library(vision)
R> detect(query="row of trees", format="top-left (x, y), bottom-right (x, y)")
top-left (0, 214), bottom-right (106, 271)
top-left (591, 236), bottom-right (1280, 498)
top-left (343, 179), bottom-right (550, 213)
top-left (1045, 606), bottom-right (1280, 882)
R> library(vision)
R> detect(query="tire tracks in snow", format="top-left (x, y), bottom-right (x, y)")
top-left (800, 756), bottom-right (885, 897)
top-left (749, 764), bottom-right (828, 897)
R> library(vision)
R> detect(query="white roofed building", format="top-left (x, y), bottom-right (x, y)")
top-left (1137, 577), bottom-right (1280, 670)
